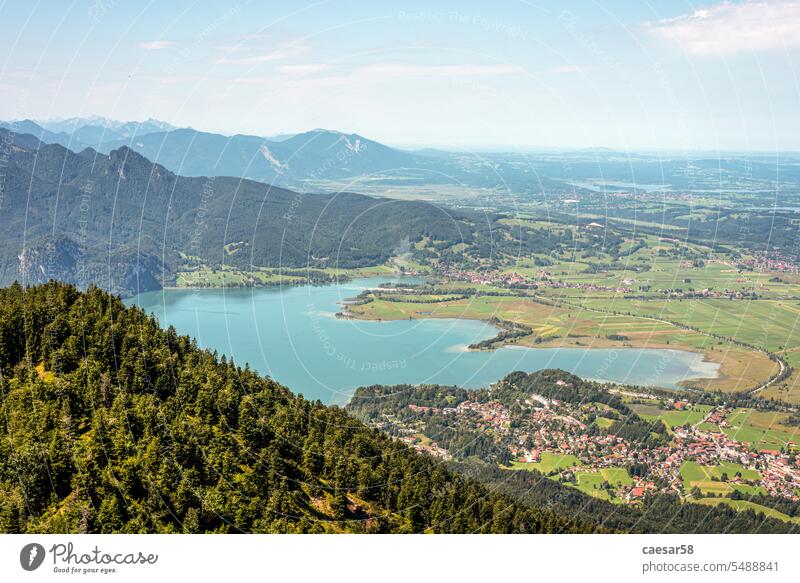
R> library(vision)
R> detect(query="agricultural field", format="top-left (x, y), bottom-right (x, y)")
top-left (680, 461), bottom-right (764, 497)
top-left (507, 457), bottom-right (633, 503)
top-left (541, 259), bottom-right (800, 299)
top-left (594, 416), bottom-right (616, 429)
top-left (570, 468), bottom-right (633, 503)
top-left (572, 297), bottom-right (800, 353)
top-left (712, 409), bottom-right (800, 451)
top-left (506, 452), bottom-right (582, 474)
top-left (764, 350), bottom-right (800, 402)
top-left (175, 268), bottom-right (306, 288)
top-left (630, 403), bottom-right (714, 432)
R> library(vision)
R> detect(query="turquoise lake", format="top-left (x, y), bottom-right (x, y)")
top-left (127, 277), bottom-right (719, 404)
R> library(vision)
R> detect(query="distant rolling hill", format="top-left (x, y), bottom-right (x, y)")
top-left (96, 128), bottom-right (427, 186)
top-left (0, 119), bottom-right (87, 151)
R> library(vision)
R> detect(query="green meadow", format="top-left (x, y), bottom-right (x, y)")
top-left (507, 452), bottom-right (582, 474)
top-left (570, 468), bottom-right (633, 503)
top-left (680, 461), bottom-right (764, 496)
top-left (631, 403), bottom-right (714, 432)
top-left (693, 498), bottom-right (800, 525)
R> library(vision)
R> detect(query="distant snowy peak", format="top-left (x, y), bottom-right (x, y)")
top-left (36, 117), bottom-right (177, 145)
top-left (40, 116), bottom-right (176, 134)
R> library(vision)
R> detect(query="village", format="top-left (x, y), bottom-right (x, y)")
top-left (432, 265), bottom-right (535, 288)
top-left (429, 264), bottom-right (777, 300)
top-left (738, 252), bottom-right (800, 274)
top-left (385, 391), bottom-right (800, 505)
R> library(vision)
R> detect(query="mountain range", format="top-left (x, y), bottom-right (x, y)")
top-left (0, 117), bottom-right (175, 152)
top-left (4, 116), bottom-right (800, 298)
top-left (94, 127), bottom-right (426, 186)
top-left (7, 116), bottom-right (799, 197)
top-left (41, 116), bottom-right (176, 148)
top-left (0, 127), bottom-right (503, 296)
top-left (1, 118), bottom-right (437, 188)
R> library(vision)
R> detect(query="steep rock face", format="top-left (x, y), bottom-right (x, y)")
top-left (17, 236), bottom-right (81, 283)
top-left (16, 236), bottom-right (163, 297)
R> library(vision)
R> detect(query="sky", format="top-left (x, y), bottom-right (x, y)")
top-left (1, 0), bottom-right (800, 151)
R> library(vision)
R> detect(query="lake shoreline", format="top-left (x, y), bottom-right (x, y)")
top-left (336, 289), bottom-right (784, 394)
top-left (340, 299), bottom-right (722, 363)
top-left (128, 276), bottom-right (723, 404)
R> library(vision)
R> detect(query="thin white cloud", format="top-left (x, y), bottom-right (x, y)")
top-left (646, 0), bottom-right (800, 55)
top-left (136, 40), bottom-right (177, 50)
top-left (179, 60), bottom-right (524, 90)
top-left (224, 61), bottom-right (524, 88)
top-left (273, 64), bottom-right (330, 76)
top-left (154, 75), bottom-right (211, 85)
top-left (0, 69), bottom-right (38, 84)
top-left (213, 44), bottom-right (311, 65)
top-left (357, 62), bottom-right (524, 77)
top-left (544, 65), bottom-right (583, 74)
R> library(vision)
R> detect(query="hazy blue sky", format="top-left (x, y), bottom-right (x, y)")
top-left (1, 0), bottom-right (800, 150)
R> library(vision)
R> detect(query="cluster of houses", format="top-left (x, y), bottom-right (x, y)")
top-left (388, 393), bottom-right (800, 505)
top-left (761, 457), bottom-right (800, 499)
top-left (646, 282), bottom-right (767, 300)
top-left (434, 266), bottom-right (534, 288)
top-left (454, 400), bottom-right (512, 428)
top-left (671, 425), bottom-right (800, 499)
top-left (702, 407), bottom-right (729, 427)
top-left (398, 435), bottom-right (451, 460)
top-left (738, 253), bottom-right (799, 274)
top-left (541, 279), bottom-right (626, 293)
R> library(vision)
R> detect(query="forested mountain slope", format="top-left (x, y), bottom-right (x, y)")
top-left (0, 129), bottom-right (502, 296)
top-left (0, 281), bottom-right (597, 533)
